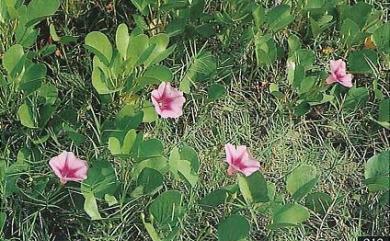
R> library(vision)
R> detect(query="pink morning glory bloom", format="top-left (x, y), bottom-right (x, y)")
top-left (225, 144), bottom-right (260, 177)
top-left (151, 82), bottom-right (186, 118)
top-left (49, 151), bottom-right (88, 184)
top-left (326, 59), bottom-right (353, 88)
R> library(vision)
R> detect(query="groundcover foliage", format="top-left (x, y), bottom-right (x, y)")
top-left (0, 0), bottom-right (389, 240)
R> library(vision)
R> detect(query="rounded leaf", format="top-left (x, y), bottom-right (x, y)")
top-left (364, 151), bottom-right (390, 192)
top-left (149, 190), bottom-right (183, 226)
top-left (116, 23), bottom-right (130, 59)
top-left (286, 165), bottom-right (319, 201)
top-left (217, 214), bottom-right (250, 241)
top-left (271, 203), bottom-right (310, 229)
top-left (85, 31), bottom-right (113, 65)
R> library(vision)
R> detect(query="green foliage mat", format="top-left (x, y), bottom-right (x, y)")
top-left (0, 0), bottom-right (389, 240)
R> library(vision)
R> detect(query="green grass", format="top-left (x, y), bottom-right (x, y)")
top-left (1, 0), bottom-right (389, 240)
top-left (150, 78), bottom-right (389, 241)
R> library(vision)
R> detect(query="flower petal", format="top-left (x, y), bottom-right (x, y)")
top-left (151, 82), bottom-right (186, 119)
top-left (240, 165), bottom-right (260, 176)
top-left (330, 59), bottom-right (345, 73)
top-left (236, 145), bottom-right (249, 162)
top-left (49, 151), bottom-right (88, 184)
top-left (339, 74), bottom-right (353, 88)
top-left (227, 165), bottom-right (238, 176)
top-left (326, 75), bottom-right (337, 85)
top-left (157, 81), bottom-right (168, 95)
top-left (49, 151), bottom-right (68, 181)
top-left (241, 158), bottom-right (260, 175)
top-left (225, 144), bottom-right (236, 165)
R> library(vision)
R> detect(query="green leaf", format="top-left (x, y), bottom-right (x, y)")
top-left (208, 83), bottom-right (226, 101)
top-left (38, 103), bottom-right (56, 128)
top-left (17, 103), bottom-right (36, 128)
top-left (169, 158), bottom-right (198, 187)
top-left (269, 83), bottom-right (284, 99)
top-left (83, 190), bottom-right (102, 220)
top-left (134, 65), bottom-right (172, 91)
top-left (3, 44), bottom-right (24, 78)
top-left (81, 160), bottom-right (117, 199)
top-left (267, 181), bottom-right (276, 201)
top-left (298, 76), bottom-right (316, 94)
top-left (143, 65), bottom-right (173, 82)
top-left (4, 160), bottom-right (29, 197)
top-left (169, 145), bottom-right (200, 172)
top-left (133, 157), bottom-right (168, 178)
top-left (91, 68), bottom-right (118, 95)
top-left (104, 194), bottom-right (118, 206)
top-left (180, 51), bottom-right (216, 93)
top-left (377, 98), bottom-right (389, 128)
top-left (347, 49), bottom-right (378, 74)
top-left (343, 87), bottom-right (369, 112)
top-left (310, 14), bottom-right (333, 37)
top-left (372, 23), bottom-right (390, 54)
top-left (238, 172), bottom-right (269, 204)
top-left (255, 34), bottom-right (277, 66)
top-left (338, 2), bottom-right (373, 29)
top-left (108, 129), bottom-right (137, 156)
top-left (142, 100), bottom-right (158, 123)
top-left (165, 18), bottom-right (186, 36)
top-left (293, 49), bottom-right (315, 70)
top-left (265, 4), bottom-right (294, 32)
top-left (25, 0), bottom-right (60, 27)
top-left (294, 102), bottom-right (311, 117)
top-left (199, 189), bottom-right (229, 210)
top-left (20, 63), bottom-right (46, 94)
top-left (364, 151), bottom-right (390, 192)
top-left (304, 0), bottom-right (326, 10)
top-left (149, 190), bottom-right (183, 226)
top-left (144, 33), bottom-right (170, 67)
top-left (288, 64), bottom-right (305, 88)
top-left (132, 167), bottom-right (164, 197)
top-left (127, 34), bottom-right (149, 67)
top-left (252, 4), bottom-right (265, 28)
top-left (139, 138), bottom-right (164, 160)
top-left (161, 0), bottom-right (188, 10)
top-left (0, 212), bottom-right (6, 231)
top-left (85, 31), bottom-right (113, 65)
top-left (217, 214), bottom-right (250, 241)
top-left (49, 23), bottom-right (60, 42)
top-left (270, 203), bottom-right (310, 228)
top-left (116, 23), bottom-right (130, 60)
top-left (305, 192), bottom-right (332, 215)
top-left (38, 44), bottom-right (56, 57)
top-left (286, 164), bottom-right (319, 202)
top-left (169, 146), bottom-right (199, 187)
top-left (196, 23), bottom-right (216, 38)
top-left (38, 83), bottom-right (58, 105)
top-left (288, 34), bottom-right (301, 54)
top-left (138, 168), bottom-right (163, 193)
top-left (130, 0), bottom-right (153, 15)
top-left (142, 220), bottom-right (162, 241)
top-left (341, 19), bottom-right (361, 47)
top-left (116, 104), bottom-right (144, 131)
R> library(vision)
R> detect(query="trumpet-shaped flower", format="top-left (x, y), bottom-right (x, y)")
top-left (49, 151), bottom-right (88, 184)
top-left (151, 82), bottom-right (186, 118)
top-left (225, 144), bottom-right (260, 176)
top-left (326, 59), bottom-right (353, 88)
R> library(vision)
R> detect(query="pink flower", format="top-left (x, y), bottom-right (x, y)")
top-left (49, 151), bottom-right (88, 184)
top-left (151, 82), bottom-right (186, 118)
top-left (326, 59), bottom-right (353, 88)
top-left (225, 144), bottom-right (260, 177)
